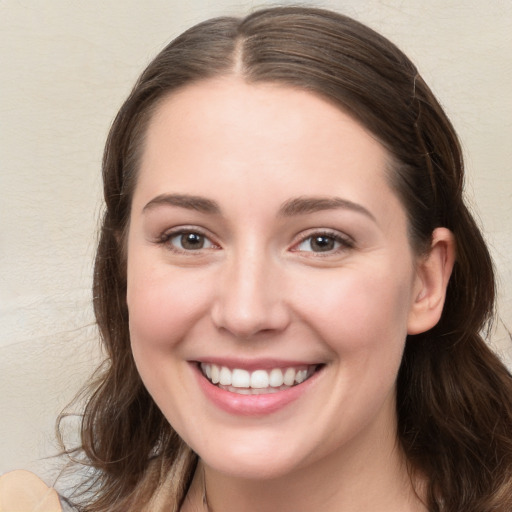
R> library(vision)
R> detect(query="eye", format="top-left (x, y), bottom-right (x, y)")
top-left (162, 230), bottom-right (216, 252)
top-left (294, 231), bottom-right (352, 254)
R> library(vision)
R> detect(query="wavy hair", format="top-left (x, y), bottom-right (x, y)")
top-left (60, 7), bottom-right (512, 511)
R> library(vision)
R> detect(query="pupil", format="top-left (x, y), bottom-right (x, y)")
top-left (182, 233), bottom-right (204, 250)
top-left (312, 236), bottom-right (334, 252)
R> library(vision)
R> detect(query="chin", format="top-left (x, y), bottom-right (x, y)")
top-left (187, 427), bottom-right (322, 482)
top-left (202, 451), bottom-right (302, 481)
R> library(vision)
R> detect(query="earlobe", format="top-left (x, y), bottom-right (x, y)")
top-left (407, 227), bottom-right (456, 335)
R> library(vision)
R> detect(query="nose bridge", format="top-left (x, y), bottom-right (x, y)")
top-left (211, 240), bottom-right (289, 338)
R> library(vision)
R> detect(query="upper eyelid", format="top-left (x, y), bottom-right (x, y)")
top-left (291, 228), bottom-right (354, 245)
top-left (159, 225), bottom-right (214, 240)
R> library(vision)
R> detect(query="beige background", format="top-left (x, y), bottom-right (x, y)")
top-left (1, 0), bottom-right (511, 482)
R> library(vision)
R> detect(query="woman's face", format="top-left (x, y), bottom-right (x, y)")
top-left (126, 78), bottom-right (426, 479)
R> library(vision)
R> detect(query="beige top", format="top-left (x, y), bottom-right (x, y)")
top-left (0, 470), bottom-right (62, 512)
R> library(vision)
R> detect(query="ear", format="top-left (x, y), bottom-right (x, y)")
top-left (407, 227), bottom-right (456, 335)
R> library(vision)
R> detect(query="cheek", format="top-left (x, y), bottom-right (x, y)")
top-left (127, 265), bottom-right (213, 352)
top-left (292, 266), bottom-right (414, 353)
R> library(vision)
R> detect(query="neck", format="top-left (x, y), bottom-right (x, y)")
top-left (189, 429), bottom-right (426, 512)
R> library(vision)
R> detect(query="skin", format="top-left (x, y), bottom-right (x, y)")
top-left (126, 77), bottom-right (454, 512)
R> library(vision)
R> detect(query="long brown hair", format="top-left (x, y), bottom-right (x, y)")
top-left (60, 7), bottom-right (512, 511)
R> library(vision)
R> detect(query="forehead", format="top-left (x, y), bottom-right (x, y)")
top-left (133, 77), bottom-right (402, 225)
top-left (145, 78), bottom-right (382, 155)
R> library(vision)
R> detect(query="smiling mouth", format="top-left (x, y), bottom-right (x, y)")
top-left (199, 363), bottom-right (321, 395)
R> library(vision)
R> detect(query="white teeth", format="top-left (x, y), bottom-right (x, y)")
top-left (219, 366), bottom-right (232, 386)
top-left (231, 369), bottom-right (250, 387)
top-left (295, 369), bottom-right (308, 384)
top-left (269, 368), bottom-right (284, 387)
top-left (200, 363), bottom-right (316, 392)
top-left (283, 368), bottom-right (296, 386)
top-left (250, 370), bottom-right (269, 389)
top-left (211, 364), bottom-right (220, 384)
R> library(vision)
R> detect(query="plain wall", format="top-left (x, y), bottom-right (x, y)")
top-left (1, 0), bottom-right (511, 482)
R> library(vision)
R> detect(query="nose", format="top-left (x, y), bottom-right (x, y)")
top-left (211, 249), bottom-right (291, 339)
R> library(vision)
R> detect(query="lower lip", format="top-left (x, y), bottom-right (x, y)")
top-left (193, 364), bottom-right (321, 416)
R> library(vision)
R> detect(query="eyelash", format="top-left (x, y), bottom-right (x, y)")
top-left (291, 230), bottom-right (354, 256)
top-left (156, 228), bottom-right (354, 255)
top-left (157, 227), bottom-right (219, 254)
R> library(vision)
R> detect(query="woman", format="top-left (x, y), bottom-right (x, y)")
top-left (57, 6), bottom-right (512, 512)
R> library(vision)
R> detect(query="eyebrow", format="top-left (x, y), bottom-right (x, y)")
top-left (143, 194), bottom-right (221, 214)
top-left (142, 193), bottom-right (375, 221)
top-left (278, 196), bottom-right (376, 221)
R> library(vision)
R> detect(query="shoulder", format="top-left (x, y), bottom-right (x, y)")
top-left (0, 470), bottom-right (62, 512)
